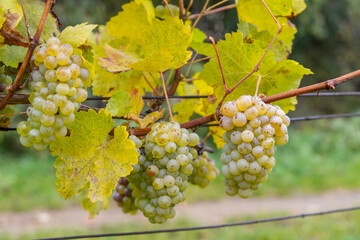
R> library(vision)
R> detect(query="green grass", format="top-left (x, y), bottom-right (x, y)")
top-left (3, 210), bottom-right (360, 240)
top-left (1, 117), bottom-right (360, 211)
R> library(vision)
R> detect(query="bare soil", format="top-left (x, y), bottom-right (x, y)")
top-left (1, 188), bottom-right (360, 237)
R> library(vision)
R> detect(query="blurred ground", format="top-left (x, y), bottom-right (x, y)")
top-left (1, 188), bottom-right (360, 238)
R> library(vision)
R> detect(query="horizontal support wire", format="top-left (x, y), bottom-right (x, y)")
top-left (36, 206), bottom-right (360, 240)
top-left (1, 112), bottom-right (360, 131)
top-left (84, 92), bottom-right (360, 101)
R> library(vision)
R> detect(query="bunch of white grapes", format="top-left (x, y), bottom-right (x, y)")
top-left (125, 122), bottom-right (200, 224)
top-left (219, 95), bottom-right (290, 198)
top-left (16, 37), bottom-right (89, 151)
top-left (189, 152), bottom-right (219, 188)
top-left (113, 177), bottom-right (138, 215)
top-left (0, 65), bottom-right (12, 93)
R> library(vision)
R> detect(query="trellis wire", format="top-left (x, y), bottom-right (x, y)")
top-left (35, 206), bottom-right (360, 240)
top-left (84, 91), bottom-right (360, 101)
top-left (1, 112), bottom-right (360, 131)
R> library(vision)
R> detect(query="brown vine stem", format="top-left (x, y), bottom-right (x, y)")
top-left (261, 69), bottom-right (360, 103)
top-left (188, 3), bottom-right (237, 20)
top-left (0, 0), bottom-right (55, 110)
top-left (163, 0), bottom-right (175, 18)
top-left (124, 69), bottom-right (360, 136)
top-left (178, 0), bottom-right (185, 20)
top-left (168, 68), bottom-right (182, 96)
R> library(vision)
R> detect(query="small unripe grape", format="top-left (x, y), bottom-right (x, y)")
top-left (17, 121), bottom-right (30, 137)
top-left (28, 129), bottom-right (42, 143)
top-left (42, 100), bottom-right (57, 115)
top-left (54, 126), bottom-right (68, 138)
top-left (222, 101), bottom-right (238, 117)
top-left (76, 88), bottom-right (87, 102)
top-left (40, 114), bottom-right (55, 127)
top-left (56, 51), bottom-right (70, 65)
top-left (44, 56), bottom-right (57, 70)
top-left (220, 116), bottom-right (234, 131)
top-left (188, 132), bottom-right (199, 146)
top-left (61, 113), bottom-right (75, 126)
top-left (32, 70), bottom-right (45, 82)
top-left (56, 66), bottom-right (71, 82)
top-left (60, 43), bottom-right (73, 56)
top-left (275, 134), bottom-right (288, 145)
top-left (70, 55), bottom-right (82, 66)
top-left (56, 83), bottom-right (70, 95)
top-left (73, 78), bottom-right (83, 88)
top-left (34, 45), bottom-right (47, 62)
top-left (45, 70), bottom-right (57, 82)
top-left (47, 44), bottom-right (60, 56)
top-left (69, 63), bottom-right (81, 78)
top-left (244, 106), bottom-right (258, 120)
top-left (233, 112), bottom-right (247, 127)
top-left (241, 130), bottom-right (254, 143)
top-left (47, 37), bottom-right (61, 47)
top-left (60, 101), bottom-right (75, 116)
top-left (20, 135), bottom-right (33, 147)
top-left (54, 94), bottom-right (68, 107)
top-left (236, 95), bottom-right (252, 111)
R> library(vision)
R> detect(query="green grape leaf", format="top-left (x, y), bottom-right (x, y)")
top-left (106, 1), bottom-right (151, 46)
top-left (190, 28), bottom-right (214, 57)
top-left (199, 31), bottom-right (312, 112)
top-left (236, 0), bottom-right (302, 60)
top-left (135, 0), bottom-right (155, 22)
top-left (129, 109), bottom-right (165, 129)
top-left (129, 17), bottom-right (192, 72)
top-left (78, 183), bottom-right (108, 218)
top-left (105, 90), bottom-right (132, 117)
top-left (210, 127), bottom-right (226, 149)
top-left (173, 100), bottom-right (198, 123)
top-left (128, 89), bottom-right (144, 116)
top-left (100, 18), bottom-right (192, 72)
top-left (51, 109), bottom-right (139, 202)
top-left (292, 0), bottom-right (307, 15)
top-left (0, 44), bottom-right (26, 68)
top-left (58, 23), bottom-right (97, 48)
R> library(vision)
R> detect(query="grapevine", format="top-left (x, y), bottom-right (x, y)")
top-left (0, 0), bottom-right (359, 225)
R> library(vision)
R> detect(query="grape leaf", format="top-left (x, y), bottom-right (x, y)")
top-left (129, 17), bottom-right (192, 72)
top-left (128, 89), bottom-right (144, 116)
top-left (135, 0), bottom-right (155, 22)
top-left (100, 18), bottom-right (192, 73)
top-left (210, 127), bottom-right (226, 149)
top-left (129, 109), bottom-right (165, 129)
top-left (51, 109), bottom-right (139, 202)
top-left (292, 0), bottom-right (307, 15)
top-left (105, 90), bottom-right (132, 117)
top-left (0, 10), bottom-right (27, 47)
top-left (199, 31), bottom-right (312, 112)
top-left (236, 0), bottom-right (301, 60)
top-left (190, 28), bottom-right (214, 57)
top-left (58, 23), bottom-right (97, 48)
top-left (78, 183), bottom-right (108, 218)
top-left (106, 1), bottom-right (151, 46)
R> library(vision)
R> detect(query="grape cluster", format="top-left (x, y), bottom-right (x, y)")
top-left (219, 95), bottom-right (290, 198)
top-left (189, 152), bottom-right (219, 188)
top-left (17, 37), bottom-right (90, 151)
top-left (113, 177), bottom-right (138, 215)
top-left (0, 65), bottom-right (12, 94)
top-left (125, 122), bottom-right (200, 224)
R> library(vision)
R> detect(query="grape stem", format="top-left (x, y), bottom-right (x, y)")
top-left (254, 74), bottom-right (262, 96)
top-left (160, 72), bottom-right (174, 122)
top-left (20, 0), bottom-right (32, 41)
top-left (0, 111), bottom-right (26, 118)
top-left (163, 0), bottom-right (175, 18)
top-left (0, 0), bottom-right (56, 110)
top-left (188, 3), bottom-right (237, 20)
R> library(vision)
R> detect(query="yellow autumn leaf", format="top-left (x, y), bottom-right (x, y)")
top-left (50, 109), bottom-right (139, 202)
